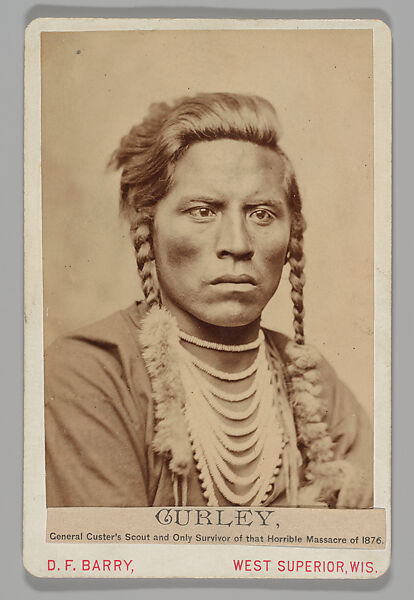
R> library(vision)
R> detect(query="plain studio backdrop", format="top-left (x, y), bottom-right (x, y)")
top-left (41, 28), bottom-right (373, 417)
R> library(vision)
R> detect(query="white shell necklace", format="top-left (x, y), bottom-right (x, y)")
top-left (179, 329), bottom-right (264, 352)
top-left (180, 336), bottom-right (286, 506)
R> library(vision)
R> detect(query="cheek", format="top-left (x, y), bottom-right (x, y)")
top-left (153, 226), bottom-right (202, 274)
top-left (260, 232), bottom-right (290, 266)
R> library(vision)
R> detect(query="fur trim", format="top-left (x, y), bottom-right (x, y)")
top-left (297, 460), bottom-right (366, 507)
top-left (139, 306), bottom-right (193, 476)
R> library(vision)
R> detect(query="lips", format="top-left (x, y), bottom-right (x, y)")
top-left (211, 274), bottom-right (257, 285)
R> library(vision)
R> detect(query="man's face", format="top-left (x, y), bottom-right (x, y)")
top-left (152, 139), bottom-right (291, 331)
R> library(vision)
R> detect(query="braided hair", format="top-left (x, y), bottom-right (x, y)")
top-left (109, 93), bottom-right (307, 344)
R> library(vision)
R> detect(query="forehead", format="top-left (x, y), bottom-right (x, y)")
top-left (169, 139), bottom-right (286, 200)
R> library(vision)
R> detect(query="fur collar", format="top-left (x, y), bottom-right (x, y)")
top-left (139, 306), bottom-right (193, 477)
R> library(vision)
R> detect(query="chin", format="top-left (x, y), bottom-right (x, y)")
top-left (195, 303), bottom-right (263, 329)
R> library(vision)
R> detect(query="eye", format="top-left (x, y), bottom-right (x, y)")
top-left (249, 209), bottom-right (275, 225)
top-left (188, 207), bottom-right (216, 220)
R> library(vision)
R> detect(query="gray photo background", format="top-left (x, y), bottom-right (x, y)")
top-left (3, 0), bottom-right (410, 598)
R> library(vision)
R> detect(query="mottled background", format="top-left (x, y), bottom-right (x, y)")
top-left (41, 29), bottom-right (373, 416)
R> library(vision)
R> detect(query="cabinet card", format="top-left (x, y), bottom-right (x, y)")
top-left (24, 18), bottom-right (391, 579)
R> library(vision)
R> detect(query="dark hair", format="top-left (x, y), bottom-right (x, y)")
top-left (110, 93), bottom-right (306, 344)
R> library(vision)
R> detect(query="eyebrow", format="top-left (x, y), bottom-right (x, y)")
top-left (246, 190), bottom-right (287, 209)
top-left (180, 195), bottom-right (222, 202)
top-left (177, 195), bottom-right (226, 209)
top-left (245, 198), bottom-right (287, 210)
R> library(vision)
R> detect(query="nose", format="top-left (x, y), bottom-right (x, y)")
top-left (216, 212), bottom-right (254, 260)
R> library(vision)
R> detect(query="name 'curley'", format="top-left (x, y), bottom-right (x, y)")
top-left (154, 508), bottom-right (279, 527)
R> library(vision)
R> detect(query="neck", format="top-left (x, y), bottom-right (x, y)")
top-left (160, 299), bottom-right (261, 346)
top-left (160, 296), bottom-right (262, 374)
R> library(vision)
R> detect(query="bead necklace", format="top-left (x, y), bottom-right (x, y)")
top-left (179, 329), bottom-right (264, 353)
top-left (186, 355), bottom-right (263, 422)
top-left (180, 339), bottom-right (286, 506)
top-left (186, 343), bottom-right (264, 382)
top-left (184, 358), bottom-right (267, 448)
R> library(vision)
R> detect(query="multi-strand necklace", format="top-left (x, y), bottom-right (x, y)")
top-left (179, 330), bottom-right (286, 506)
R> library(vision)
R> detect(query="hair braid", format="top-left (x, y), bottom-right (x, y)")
top-left (288, 215), bottom-right (306, 345)
top-left (130, 214), bottom-right (160, 308)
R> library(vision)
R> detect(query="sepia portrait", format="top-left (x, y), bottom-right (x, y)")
top-left (40, 26), bottom-right (376, 511)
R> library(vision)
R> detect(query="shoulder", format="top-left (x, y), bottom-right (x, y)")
top-left (264, 325), bottom-right (370, 436)
top-left (263, 327), bottom-right (363, 421)
top-left (47, 300), bottom-right (146, 345)
top-left (45, 302), bottom-right (149, 402)
top-left (263, 327), bottom-right (337, 387)
top-left (264, 328), bottom-right (372, 506)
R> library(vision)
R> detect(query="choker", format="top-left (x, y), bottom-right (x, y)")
top-left (179, 329), bottom-right (264, 352)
